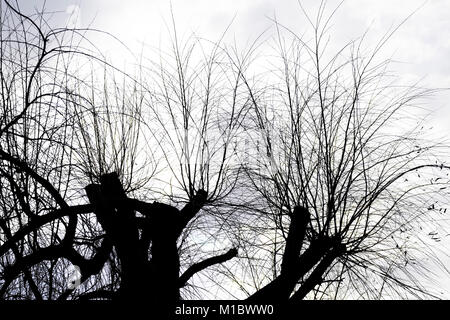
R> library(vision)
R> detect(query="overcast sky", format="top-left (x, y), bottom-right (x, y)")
top-left (15, 0), bottom-right (450, 136)
top-left (14, 0), bottom-right (450, 298)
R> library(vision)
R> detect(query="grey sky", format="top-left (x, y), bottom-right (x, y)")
top-left (19, 0), bottom-right (448, 132)
top-left (13, 0), bottom-right (450, 298)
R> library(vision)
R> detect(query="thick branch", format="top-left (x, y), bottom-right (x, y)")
top-left (0, 204), bottom-right (93, 257)
top-left (0, 218), bottom-right (42, 300)
top-left (176, 189), bottom-right (208, 237)
top-left (247, 236), bottom-right (335, 302)
top-left (1, 236), bottom-right (112, 300)
top-left (58, 238), bottom-right (113, 300)
top-left (179, 248), bottom-right (238, 287)
top-left (290, 243), bottom-right (346, 301)
top-left (281, 206), bottom-right (310, 274)
top-left (0, 168), bottom-right (34, 218)
top-left (0, 149), bottom-right (77, 247)
top-left (0, 245), bottom-right (65, 298)
top-left (0, 149), bottom-right (67, 208)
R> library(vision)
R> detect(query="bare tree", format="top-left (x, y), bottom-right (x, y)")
top-left (0, 0), bottom-right (248, 311)
top-left (0, 0), bottom-right (98, 300)
top-left (1, 1), bottom-right (450, 315)
top-left (229, 3), bottom-right (450, 301)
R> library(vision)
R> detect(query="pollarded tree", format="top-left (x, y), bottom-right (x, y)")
top-left (1, 1), bottom-right (450, 314)
top-left (231, 3), bottom-right (450, 300)
top-left (0, 0), bottom-right (249, 311)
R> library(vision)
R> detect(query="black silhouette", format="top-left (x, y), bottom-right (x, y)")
top-left (1, 0), bottom-right (450, 313)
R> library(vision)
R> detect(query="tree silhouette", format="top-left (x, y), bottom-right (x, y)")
top-left (0, 0), bottom-right (450, 314)
top-left (230, 4), bottom-right (450, 300)
top-left (0, 1), bottom-right (246, 312)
